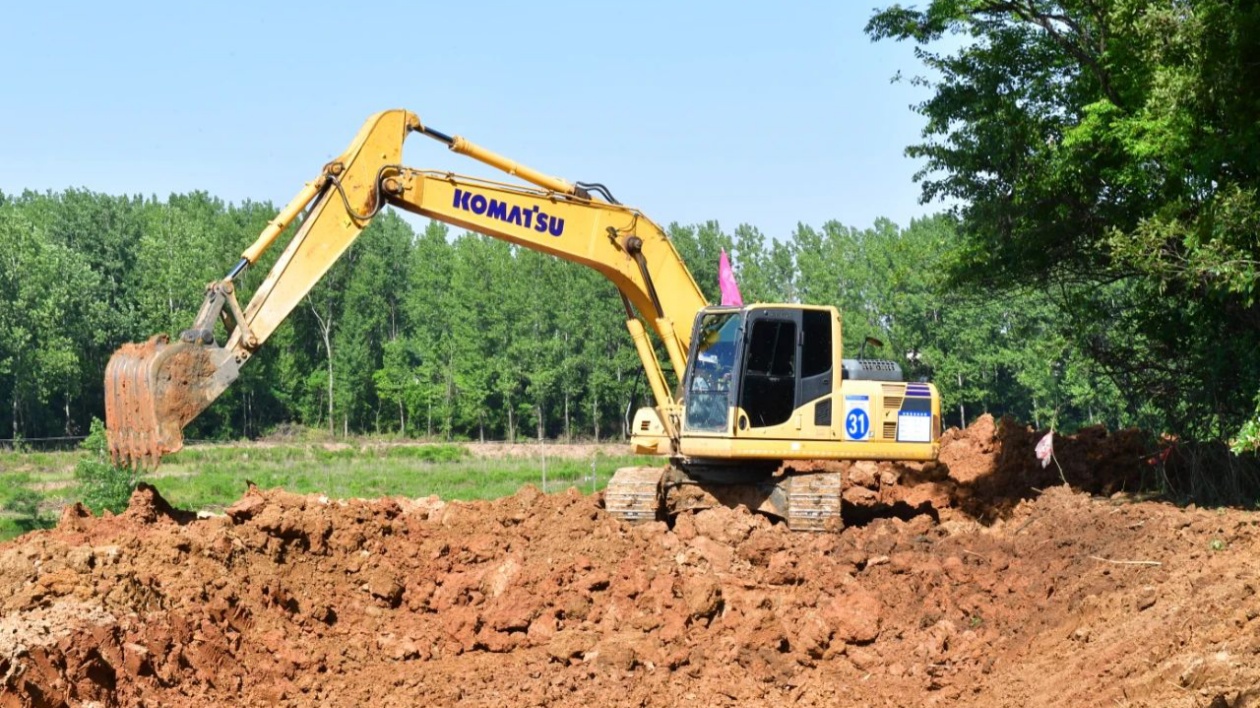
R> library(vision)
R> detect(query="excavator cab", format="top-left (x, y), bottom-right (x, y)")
top-left (680, 305), bottom-right (831, 434)
top-left (671, 303), bottom-right (940, 464)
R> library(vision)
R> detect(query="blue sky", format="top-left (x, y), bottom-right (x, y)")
top-left (1, 0), bottom-right (940, 241)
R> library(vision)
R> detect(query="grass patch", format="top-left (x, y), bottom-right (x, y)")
top-left (155, 444), bottom-right (649, 512)
top-left (0, 450), bottom-right (76, 478)
top-left (0, 440), bottom-right (655, 542)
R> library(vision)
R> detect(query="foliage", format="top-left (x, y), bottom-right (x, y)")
top-left (1, 473), bottom-right (52, 533)
top-left (0, 186), bottom-right (1153, 447)
top-left (74, 417), bottom-right (141, 514)
top-left (1233, 424), bottom-right (1260, 456)
top-left (0, 203), bottom-right (98, 439)
top-left (867, 0), bottom-right (1260, 440)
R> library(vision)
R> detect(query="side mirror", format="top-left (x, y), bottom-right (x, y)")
top-left (859, 336), bottom-right (883, 360)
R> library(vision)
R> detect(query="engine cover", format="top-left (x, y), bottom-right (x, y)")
top-left (842, 358), bottom-right (903, 382)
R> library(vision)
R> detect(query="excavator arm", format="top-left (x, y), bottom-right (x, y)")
top-left (105, 109), bottom-right (707, 466)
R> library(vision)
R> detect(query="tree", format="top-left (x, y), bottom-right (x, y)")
top-left (333, 212), bottom-right (415, 433)
top-left (730, 224), bottom-right (775, 302)
top-left (405, 222), bottom-right (456, 438)
top-left (867, 0), bottom-right (1260, 438)
top-left (0, 184), bottom-right (1145, 443)
top-left (447, 234), bottom-right (513, 440)
top-left (0, 205), bottom-right (98, 438)
top-left (668, 221), bottom-right (732, 303)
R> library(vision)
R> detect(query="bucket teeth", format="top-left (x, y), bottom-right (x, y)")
top-left (105, 335), bottom-right (179, 468)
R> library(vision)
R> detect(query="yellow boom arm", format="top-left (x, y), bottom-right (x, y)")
top-left (105, 109), bottom-right (706, 465)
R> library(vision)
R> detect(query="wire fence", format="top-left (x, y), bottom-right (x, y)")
top-left (0, 436), bottom-right (228, 452)
top-left (0, 436), bottom-right (89, 452)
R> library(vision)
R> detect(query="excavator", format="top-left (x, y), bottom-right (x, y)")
top-left (104, 109), bottom-right (941, 531)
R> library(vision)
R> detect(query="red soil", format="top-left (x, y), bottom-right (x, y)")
top-left (3, 415), bottom-right (1257, 707)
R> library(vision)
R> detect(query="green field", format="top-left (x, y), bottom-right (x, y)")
top-left (0, 442), bottom-right (656, 542)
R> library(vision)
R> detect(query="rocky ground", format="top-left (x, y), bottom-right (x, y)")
top-left (3, 416), bottom-right (1259, 707)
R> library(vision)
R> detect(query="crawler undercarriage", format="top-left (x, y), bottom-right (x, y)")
top-left (604, 464), bottom-right (843, 532)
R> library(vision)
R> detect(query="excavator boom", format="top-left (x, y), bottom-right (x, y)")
top-left (105, 109), bottom-right (706, 465)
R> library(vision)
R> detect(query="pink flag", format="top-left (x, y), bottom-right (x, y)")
top-left (718, 249), bottom-right (744, 307)
top-left (1034, 431), bottom-right (1055, 469)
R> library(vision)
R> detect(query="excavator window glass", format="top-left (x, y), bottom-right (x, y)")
top-left (685, 313), bottom-right (739, 432)
top-left (740, 318), bottom-right (797, 428)
top-left (801, 310), bottom-right (831, 378)
top-left (799, 309), bottom-right (833, 406)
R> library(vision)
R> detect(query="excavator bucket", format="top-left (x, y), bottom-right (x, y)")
top-left (104, 335), bottom-right (241, 468)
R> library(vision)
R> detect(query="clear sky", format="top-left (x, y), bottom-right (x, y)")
top-left (1, 0), bottom-right (939, 241)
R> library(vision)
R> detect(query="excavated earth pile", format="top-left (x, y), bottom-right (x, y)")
top-left (4, 416), bottom-right (1260, 707)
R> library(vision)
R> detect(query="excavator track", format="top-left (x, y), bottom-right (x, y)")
top-left (607, 465), bottom-right (843, 532)
top-left (778, 470), bottom-right (843, 532)
top-left (604, 466), bottom-right (667, 524)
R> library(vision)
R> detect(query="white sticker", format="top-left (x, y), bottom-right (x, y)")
top-left (844, 395), bottom-right (871, 441)
top-left (897, 411), bottom-right (931, 442)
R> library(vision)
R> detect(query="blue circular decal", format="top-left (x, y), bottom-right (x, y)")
top-left (846, 408), bottom-right (870, 440)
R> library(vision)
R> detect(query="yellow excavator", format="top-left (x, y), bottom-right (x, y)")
top-left (104, 109), bottom-right (940, 531)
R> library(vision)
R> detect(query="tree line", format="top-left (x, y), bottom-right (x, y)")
top-left (867, 0), bottom-right (1260, 444)
top-left (0, 188), bottom-right (1139, 444)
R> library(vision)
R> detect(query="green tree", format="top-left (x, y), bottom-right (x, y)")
top-left (405, 222), bottom-right (456, 438)
top-left (447, 235), bottom-right (513, 440)
top-left (867, 0), bottom-right (1260, 438)
top-left (730, 224), bottom-right (774, 302)
top-left (0, 205), bottom-right (98, 438)
top-left (668, 221), bottom-right (731, 303)
top-left (332, 211), bottom-right (415, 433)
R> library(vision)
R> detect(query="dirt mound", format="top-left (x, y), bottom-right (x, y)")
top-left (829, 414), bottom-right (1148, 524)
top-left (4, 419), bottom-right (1258, 707)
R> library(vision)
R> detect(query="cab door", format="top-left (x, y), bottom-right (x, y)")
top-left (735, 307), bottom-right (834, 437)
top-left (737, 309), bottom-right (800, 430)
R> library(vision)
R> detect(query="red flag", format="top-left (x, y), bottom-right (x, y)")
top-left (718, 249), bottom-right (744, 307)
top-left (1034, 431), bottom-right (1054, 469)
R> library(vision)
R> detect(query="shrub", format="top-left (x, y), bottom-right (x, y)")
top-left (74, 418), bottom-right (142, 514)
top-left (2, 484), bottom-right (50, 532)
